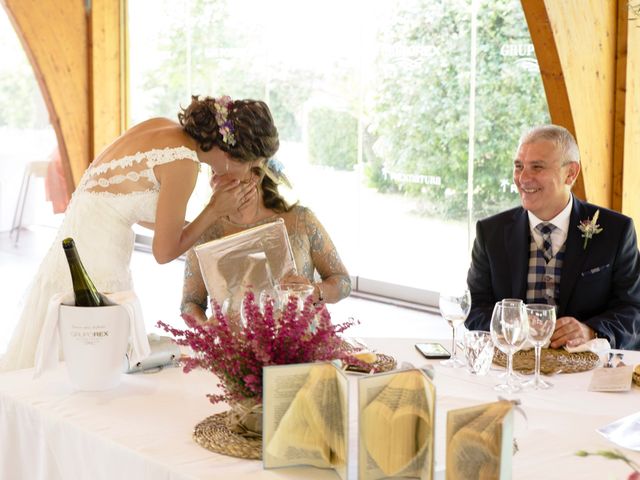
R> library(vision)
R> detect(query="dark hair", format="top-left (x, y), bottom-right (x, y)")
top-left (259, 171), bottom-right (294, 213)
top-left (179, 95), bottom-right (291, 212)
top-left (178, 95), bottom-right (279, 160)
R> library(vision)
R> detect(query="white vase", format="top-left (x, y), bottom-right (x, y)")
top-left (58, 304), bottom-right (129, 391)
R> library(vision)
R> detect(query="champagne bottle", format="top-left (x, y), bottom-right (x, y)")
top-left (62, 237), bottom-right (106, 307)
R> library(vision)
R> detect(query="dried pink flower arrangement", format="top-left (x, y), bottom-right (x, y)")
top-left (158, 291), bottom-right (359, 404)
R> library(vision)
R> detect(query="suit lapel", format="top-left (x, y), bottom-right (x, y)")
top-left (558, 198), bottom-right (590, 315)
top-left (505, 208), bottom-right (529, 299)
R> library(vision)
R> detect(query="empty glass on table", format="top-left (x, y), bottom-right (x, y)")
top-left (438, 288), bottom-right (471, 367)
top-left (490, 300), bottom-right (529, 393)
top-left (464, 330), bottom-right (494, 375)
top-left (523, 303), bottom-right (557, 390)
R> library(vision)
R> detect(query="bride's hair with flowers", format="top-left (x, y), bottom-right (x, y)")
top-left (179, 95), bottom-right (279, 158)
top-left (180, 95), bottom-right (293, 213)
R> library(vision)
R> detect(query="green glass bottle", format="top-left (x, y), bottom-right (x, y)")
top-left (62, 237), bottom-right (106, 307)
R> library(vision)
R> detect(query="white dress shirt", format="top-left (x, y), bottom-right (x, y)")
top-left (527, 195), bottom-right (573, 257)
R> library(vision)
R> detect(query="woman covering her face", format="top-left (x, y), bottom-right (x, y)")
top-left (181, 118), bottom-right (351, 324)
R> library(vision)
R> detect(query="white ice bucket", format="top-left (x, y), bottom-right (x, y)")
top-left (58, 304), bottom-right (129, 391)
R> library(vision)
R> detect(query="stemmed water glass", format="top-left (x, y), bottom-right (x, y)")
top-left (490, 300), bottom-right (529, 393)
top-left (494, 299), bottom-right (527, 380)
top-left (523, 303), bottom-right (556, 390)
top-left (438, 288), bottom-right (471, 367)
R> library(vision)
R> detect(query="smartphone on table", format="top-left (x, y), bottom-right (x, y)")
top-left (415, 342), bottom-right (451, 359)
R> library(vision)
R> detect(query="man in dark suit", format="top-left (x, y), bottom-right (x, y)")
top-left (466, 125), bottom-right (640, 350)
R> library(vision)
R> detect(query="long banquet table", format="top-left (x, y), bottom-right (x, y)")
top-left (1, 338), bottom-right (639, 479)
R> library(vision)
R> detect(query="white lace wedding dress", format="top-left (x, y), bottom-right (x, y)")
top-left (0, 146), bottom-right (199, 371)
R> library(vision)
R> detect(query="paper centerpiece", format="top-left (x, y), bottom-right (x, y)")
top-left (358, 368), bottom-right (436, 480)
top-left (446, 400), bottom-right (515, 480)
top-left (262, 362), bottom-right (349, 480)
top-left (194, 219), bottom-right (296, 313)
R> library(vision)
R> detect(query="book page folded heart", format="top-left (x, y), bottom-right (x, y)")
top-left (359, 369), bottom-right (436, 480)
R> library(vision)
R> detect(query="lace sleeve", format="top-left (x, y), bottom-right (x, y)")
top-left (180, 247), bottom-right (209, 323)
top-left (303, 208), bottom-right (352, 302)
top-left (146, 146), bottom-right (199, 168)
top-left (80, 146), bottom-right (199, 194)
top-left (180, 223), bottom-right (223, 323)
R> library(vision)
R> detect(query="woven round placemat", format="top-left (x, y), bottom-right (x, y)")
top-left (193, 411), bottom-right (262, 460)
top-left (370, 353), bottom-right (397, 373)
top-left (493, 348), bottom-right (599, 374)
top-left (340, 341), bottom-right (397, 373)
top-left (633, 365), bottom-right (640, 387)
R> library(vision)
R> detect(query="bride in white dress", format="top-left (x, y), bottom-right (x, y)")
top-left (0, 95), bottom-right (279, 371)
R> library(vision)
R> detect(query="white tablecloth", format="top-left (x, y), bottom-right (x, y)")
top-left (1, 338), bottom-right (639, 479)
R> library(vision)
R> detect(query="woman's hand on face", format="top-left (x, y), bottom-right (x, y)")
top-left (210, 173), bottom-right (235, 192)
top-left (208, 175), bottom-right (257, 217)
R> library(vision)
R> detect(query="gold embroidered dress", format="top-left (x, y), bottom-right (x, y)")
top-left (181, 205), bottom-right (350, 316)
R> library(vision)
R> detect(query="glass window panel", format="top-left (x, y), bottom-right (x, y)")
top-left (0, 12), bottom-right (57, 229)
top-left (0, 10), bottom-right (57, 354)
top-left (472, 0), bottom-right (550, 225)
top-left (127, 0), bottom-right (549, 304)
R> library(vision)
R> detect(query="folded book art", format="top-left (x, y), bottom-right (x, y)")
top-left (446, 400), bottom-right (515, 480)
top-left (194, 219), bottom-right (296, 313)
top-left (263, 362), bottom-right (349, 480)
top-left (358, 368), bottom-right (436, 480)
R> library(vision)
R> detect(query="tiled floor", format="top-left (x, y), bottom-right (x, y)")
top-left (0, 224), bottom-right (452, 357)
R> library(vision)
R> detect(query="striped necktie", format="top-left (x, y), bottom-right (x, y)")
top-left (535, 222), bottom-right (556, 262)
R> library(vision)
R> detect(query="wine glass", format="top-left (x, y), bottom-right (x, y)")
top-left (493, 298), bottom-right (524, 379)
top-left (438, 288), bottom-right (471, 367)
top-left (490, 300), bottom-right (529, 393)
top-left (523, 304), bottom-right (556, 390)
top-left (502, 298), bottom-right (524, 307)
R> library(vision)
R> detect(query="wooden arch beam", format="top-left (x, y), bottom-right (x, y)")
top-left (522, 0), bottom-right (619, 209)
top-left (1, 0), bottom-right (89, 188)
top-left (621, 2), bottom-right (640, 226)
top-left (1, 0), bottom-right (126, 189)
top-left (523, 0), bottom-right (640, 238)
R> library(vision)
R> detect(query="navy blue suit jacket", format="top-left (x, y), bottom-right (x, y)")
top-left (466, 197), bottom-right (640, 350)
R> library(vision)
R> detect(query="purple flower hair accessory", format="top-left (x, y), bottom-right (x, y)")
top-left (213, 95), bottom-right (236, 146)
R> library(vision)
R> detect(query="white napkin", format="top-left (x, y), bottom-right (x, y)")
top-left (564, 338), bottom-right (610, 353)
top-left (597, 411), bottom-right (640, 451)
top-left (33, 291), bottom-right (151, 378)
